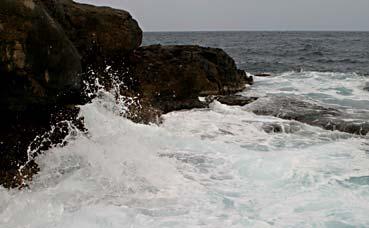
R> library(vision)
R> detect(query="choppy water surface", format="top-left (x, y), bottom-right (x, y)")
top-left (1, 32), bottom-right (369, 227)
top-left (144, 31), bottom-right (369, 75)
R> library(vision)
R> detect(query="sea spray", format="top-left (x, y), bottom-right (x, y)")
top-left (15, 64), bottom-right (142, 188)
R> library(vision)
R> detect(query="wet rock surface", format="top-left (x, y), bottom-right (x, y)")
top-left (261, 121), bottom-right (302, 134)
top-left (0, 0), bottom-right (86, 187)
top-left (211, 95), bottom-right (258, 106)
top-left (0, 105), bottom-right (85, 188)
top-left (125, 45), bottom-right (253, 117)
top-left (0, 0), bottom-right (82, 111)
top-left (0, 0), bottom-right (140, 188)
top-left (40, 0), bottom-right (142, 63)
top-left (246, 96), bottom-right (369, 135)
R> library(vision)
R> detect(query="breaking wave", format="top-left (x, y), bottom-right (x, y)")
top-left (1, 71), bottom-right (369, 227)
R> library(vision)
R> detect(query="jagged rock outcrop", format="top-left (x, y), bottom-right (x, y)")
top-left (0, 0), bottom-right (142, 188)
top-left (126, 45), bottom-right (253, 115)
top-left (0, 0), bottom-right (82, 111)
top-left (39, 0), bottom-right (142, 64)
top-left (0, 0), bottom-right (85, 188)
top-left (0, 0), bottom-right (142, 112)
top-left (0, 1), bottom-right (251, 188)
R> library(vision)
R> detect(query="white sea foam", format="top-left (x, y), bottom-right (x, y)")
top-left (1, 71), bottom-right (369, 227)
top-left (246, 71), bottom-right (369, 110)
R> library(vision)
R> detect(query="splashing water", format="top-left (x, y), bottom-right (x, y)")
top-left (1, 71), bottom-right (369, 228)
top-left (83, 65), bottom-right (142, 117)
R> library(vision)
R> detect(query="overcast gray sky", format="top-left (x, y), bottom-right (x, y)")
top-left (77, 0), bottom-right (369, 31)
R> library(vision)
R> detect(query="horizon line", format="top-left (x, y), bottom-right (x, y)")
top-left (144, 29), bottom-right (369, 33)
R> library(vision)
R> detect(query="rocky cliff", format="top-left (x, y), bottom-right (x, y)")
top-left (0, 0), bottom-right (251, 188)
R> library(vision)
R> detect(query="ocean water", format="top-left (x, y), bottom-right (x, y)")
top-left (143, 31), bottom-right (369, 75)
top-left (1, 32), bottom-right (369, 227)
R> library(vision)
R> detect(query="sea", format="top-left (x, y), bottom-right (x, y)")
top-left (1, 32), bottom-right (369, 227)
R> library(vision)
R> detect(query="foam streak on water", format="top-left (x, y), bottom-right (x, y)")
top-left (1, 71), bottom-right (369, 227)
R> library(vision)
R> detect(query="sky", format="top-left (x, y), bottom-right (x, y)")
top-left (77, 0), bottom-right (369, 32)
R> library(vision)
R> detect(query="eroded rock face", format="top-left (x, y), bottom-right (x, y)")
top-left (0, 0), bottom-right (85, 188)
top-left (0, 0), bottom-right (142, 188)
top-left (39, 0), bottom-right (142, 64)
top-left (127, 45), bottom-right (253, 114)
top-left (246, 96), bottom-right (369, 135)
top-left (0, 0), bottom-right (82, 111)
top-left (85, 45), bottom-right (253, 123)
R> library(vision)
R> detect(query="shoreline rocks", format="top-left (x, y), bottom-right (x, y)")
top-left (0, 105), bottom-right (85, 188)
top-left (0, 0), bottom-right (250, 188)
top-left (126, 45), bottom-right (253, 117)
top-left (39, 0), bottom-right (142, 64)
top-left (0, 0), bottom-right (82, 111)
top-left (211, 95), bottom-right (258, 106)
top-left (245, 96), bottom-right (369, 135)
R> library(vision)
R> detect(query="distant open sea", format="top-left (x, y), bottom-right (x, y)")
top-left (144, 31), bottom-right (369, 75)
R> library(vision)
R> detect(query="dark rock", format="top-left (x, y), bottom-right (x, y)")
top-left (126, 45), bottom-right (253, 116)
top-left (322, 119), bottom-right (369, 135)
top-left (246, 96), bottom-right (369, 135)
top-left (211, 95), bottom-right (258, 106)
top-left (0, 0), bottom-right (82, 111)
top-left (261, 122), bottom-right (302, 134)
top-left (255, 73), bottom-right (272, 77)
top-left (247, 96), bottom-right (341, 121)
top-left (0, 0), bottom-right (88, 188)
top-left (0, 0), bottom-right (141, 188)
top-left (40, 0), bottom-right (142, 64)
top-left (87, 45), bottom-right (252, 123)
top-left (0, 105), bottom-right (85, 188)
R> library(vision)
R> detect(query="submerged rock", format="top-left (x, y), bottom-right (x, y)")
top-left (211, 95), bottom-right (258, 106)
top-left (246, 96), bottom-right (369, 135)
top-left (261, 122), bottom-right (302, 134)
top-left (246, 96), bottom-right (341, 121)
